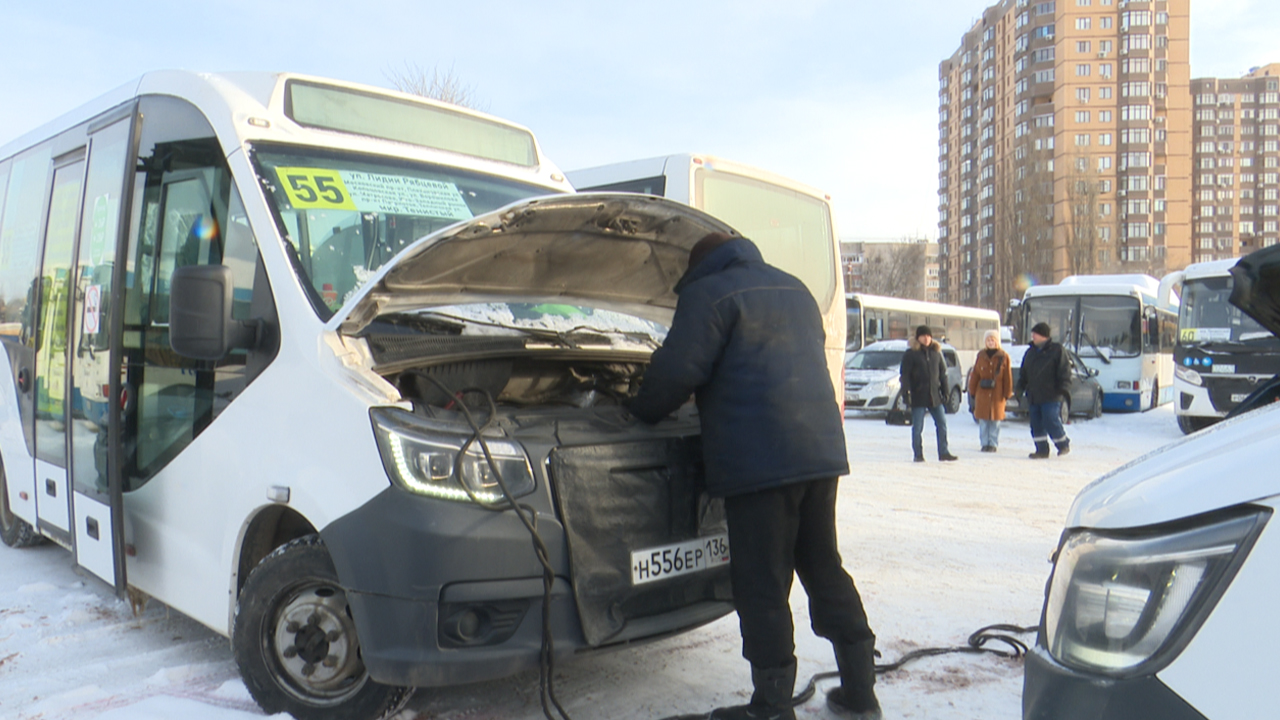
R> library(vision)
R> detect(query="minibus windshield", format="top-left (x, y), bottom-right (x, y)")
top-left (251, 144), bottom-right (557, 318)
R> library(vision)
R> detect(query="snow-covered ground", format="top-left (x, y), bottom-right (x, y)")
top-left (0, 406), bottom-right (1187, 720)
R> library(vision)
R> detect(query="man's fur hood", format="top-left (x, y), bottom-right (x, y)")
top-left (909, 337), bottom-right (942, 352)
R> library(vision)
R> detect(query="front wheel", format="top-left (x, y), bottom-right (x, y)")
top-left (1, 461), bottom-right (44, 548)
top-left (1177, 414), bottom-right (1216, 435)
top-left (1059, 398), bottom-right (1071, 426)
top-left (1091, 391), bottom-right (1103, 419)
top-left (233, 535), bottom-right (412, 720)
top-left (945, 387), bottom-right (962, 414)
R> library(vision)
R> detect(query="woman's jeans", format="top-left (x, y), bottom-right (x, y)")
top-left (978, 419), bottom-right (1001, 448)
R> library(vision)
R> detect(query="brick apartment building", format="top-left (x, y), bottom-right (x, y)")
top-left (938, 0), bottom-right (1191, 311)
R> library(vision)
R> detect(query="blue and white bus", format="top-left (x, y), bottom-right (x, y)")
top-left (1016, 274), bottom-right (1177, 412)
top-left (1160, 259), bottom-right (1280, 433)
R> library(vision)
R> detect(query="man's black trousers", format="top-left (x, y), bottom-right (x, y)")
top-left (723, 477), bottom-right (875, 668)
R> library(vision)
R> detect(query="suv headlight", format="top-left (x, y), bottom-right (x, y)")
top-left (1174, 365), bottom-right (1203, 386)
top-left (371, 408), bottom-right (535, 504)
top-left (1044, 508), bottom-right (1268, 676)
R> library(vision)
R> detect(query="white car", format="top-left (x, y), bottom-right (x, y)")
top-left (844, 339), bottom-right (964, 419)
top-left (1022, 245), bottom-right (1280, 720)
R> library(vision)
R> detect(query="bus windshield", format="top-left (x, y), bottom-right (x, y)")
top-left (1180, 276), bottom-right (1279, 347)
top-left (846, 306), bottom-right (862, 350)
top-left (251, 144), bottom-right (556, 318)
top-left (1024, 295), bottom-right (1142, 358)
top-left (694, 169), bottom-right (835, 305)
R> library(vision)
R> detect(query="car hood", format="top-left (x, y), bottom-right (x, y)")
top-left (845, 368), bottom-right (898, 383)
top-left (1229, 243), bottom-right (1280, 339)
top-left (1066, 401), bottom-right (1280, 530)
top-left (331, 193), bottom-right (737, 336)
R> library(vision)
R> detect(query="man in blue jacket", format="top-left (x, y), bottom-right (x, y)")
top-left (629, 233), bottom-right (881, 720)
top-left (1016, 322), bottom-right (1072, 458)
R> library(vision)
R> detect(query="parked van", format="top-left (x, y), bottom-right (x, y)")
top-left (0, 71), bottom-right (738, 720)
top-left (1022, 245), bottom-right (1280, 720)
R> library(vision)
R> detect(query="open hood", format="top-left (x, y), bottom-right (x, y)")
top-left (333, 193), bottom-right (736, 336)
top-left (1229, 244), bottom-right (1280, 339)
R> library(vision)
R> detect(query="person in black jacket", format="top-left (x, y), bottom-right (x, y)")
top-left (899, 326), bottom-right (958, 462)
top-left (1016, 322), bottom-right (1072, 458)
top-left (629, 233), bottom-right (881, 720)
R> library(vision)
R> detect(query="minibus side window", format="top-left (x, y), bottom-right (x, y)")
top-left (120, 97), bottom-right (276, 489)
top-left (1, 147), bottom-right (54, 349)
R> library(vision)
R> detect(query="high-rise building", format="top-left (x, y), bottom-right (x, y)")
top-left (938, 0), bottom-right (1191, 310)
top-left (1190, 64), bottom-right (1280, 263)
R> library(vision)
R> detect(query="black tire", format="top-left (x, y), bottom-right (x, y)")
top-left (1149, 381), bottom-right (1159, 411)
top-left (945, 387), bottom-right (962, 414)
top-left (1091, 391), bottom-right (1103, 419)
top-left (1, 461), bottom-right (45, 549)
top-left (1177, 414), bottom-right (1216, 435)
top-left (233, 535), bottom-right (412, 720)
top-left (1059, 398), bottom-right (1071, 426)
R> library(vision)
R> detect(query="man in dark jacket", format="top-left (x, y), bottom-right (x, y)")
top-left (898, 326), bottom-right (958, 462)
top-left (629, 233), bottom-right (881, 720)
top-left (1016, 322), bottom-right (1072, 458)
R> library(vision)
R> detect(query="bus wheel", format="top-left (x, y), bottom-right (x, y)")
top-left (1149, 381), bottom-right (1159, 411)
top-left (233, 535), bottom-right (412, 720)
top-left (1, 462), bottom-right (45, 548)
top-left (1177, 415), bottom-right (1216, 435)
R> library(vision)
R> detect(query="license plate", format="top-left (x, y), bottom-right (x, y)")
top-left (631, 534), bottom-right (730, 585)
top-left (1232, 393), bottom-right (1249, 403)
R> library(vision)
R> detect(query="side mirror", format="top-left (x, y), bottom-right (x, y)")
top-left (1088, 367), bottom-right (1100, 377)
top-left (170, 265), bottom-right (260, 360)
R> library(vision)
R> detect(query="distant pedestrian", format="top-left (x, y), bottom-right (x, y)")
top-left (967, 330), bottom-right (1014, 452)
top-left (899, 326), bottom-right (957, 462)
top-left (1016, 322), bottom-right (1071, 459)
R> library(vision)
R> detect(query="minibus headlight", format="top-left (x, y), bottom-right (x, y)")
top-left (371, 409), bottom-right (535, 504)
top-left (1174, 365), bottom-right (1203, 387)
top-left (1044, 509), bottom-right (1267, 676)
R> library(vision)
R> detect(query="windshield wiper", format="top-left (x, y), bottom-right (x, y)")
top-left (1077, 331), bottom-right (1112, 364)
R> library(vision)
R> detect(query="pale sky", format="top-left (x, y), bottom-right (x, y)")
top-left (1, 0), bottom-right (1276, 241)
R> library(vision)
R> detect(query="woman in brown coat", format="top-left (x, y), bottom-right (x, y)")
top-left (968, 329), bottom-right (1015, 452)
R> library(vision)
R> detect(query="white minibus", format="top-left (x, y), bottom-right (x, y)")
top-left (0, 71), bottom-right (739, 719)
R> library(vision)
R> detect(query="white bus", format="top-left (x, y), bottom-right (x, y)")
top-left (567, 154), bottom-right (846, 400)
top-left (1159, 259), bottom-right (1280, 434)
top-left (0, 72), bottom-right (744, 719)
top-left (846, 293), bottom-right (1000, 376)
top-left (1017, 274), bottom-right (1178, 412)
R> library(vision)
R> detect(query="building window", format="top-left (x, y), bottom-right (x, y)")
top-left (1076, 17), bottom-right (1092, 30)
top-left (1122, 105), bottom-right (1153, 121)
top-left (1077, 41), bottom-right (1091, 53)
top-left (1124, 34), bottom-right (1150, 51)
top-left (1077, 87), bottom-right (1092, 103)
top-left (1077, 63), bottom-right (1092, 77)
top-left (1100, 16), bottom-right (1113, 28)
top-left (1100, 87), bottom-right (1113, 99)
top-left (1099, 110), bottom-right (1113, 122)
top-left (1098, 156), bottom-right (1112, 171)
top-left (1099, 40), bottom-right (1113, 53)
top-left (1099, 132), bottom-right (1113, 146)
top-left (1076, 110), bottom-right (1091, 123)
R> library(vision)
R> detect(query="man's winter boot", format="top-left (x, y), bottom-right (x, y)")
top-left (708, 663), bottom-right (797, 720)
top-left (1055, 440), bottom-right (1071, 456)
top-left (1029, 441), bottom-right (1051, 459)
top-left (826, 640), bottom-right (882, 720)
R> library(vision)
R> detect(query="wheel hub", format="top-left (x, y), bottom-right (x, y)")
top-left (271, 585), bottom-right (365, 697)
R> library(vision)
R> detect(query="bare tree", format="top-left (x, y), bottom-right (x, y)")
top-left (991, 125), bottom-right (1056, 316)
top-left (385, 62), bottom-right (487, 111)
top-left (1065, 153), bottom-right (1101, 277)
top-left (861, 241), bottom-right (927, 300)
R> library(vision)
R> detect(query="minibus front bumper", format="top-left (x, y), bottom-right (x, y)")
top-left (321, 451), bottom-right (733, 688)
top-left (1022, 646), bottom-right (1206, 720)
